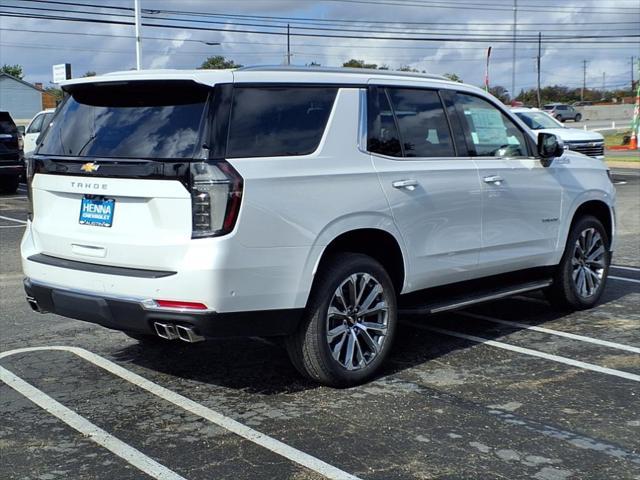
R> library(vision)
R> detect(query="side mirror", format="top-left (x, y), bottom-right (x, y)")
top-left (537, 132), bottom-right (565, 164)
top-left (17, 125), bottom-right (25, 136)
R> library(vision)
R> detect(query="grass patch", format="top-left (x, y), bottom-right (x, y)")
top-left (607, 155), bottom-right (640, 163)
top-left (602, 130), bottom-right (631, 148)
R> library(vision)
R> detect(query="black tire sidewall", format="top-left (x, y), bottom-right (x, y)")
top-left (305, 253), bottom-right (397, 386)
top-left (557, 216), bottom-right (611, 309)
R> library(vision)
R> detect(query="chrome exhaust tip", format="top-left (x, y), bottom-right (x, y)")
top-left (26, 295), bottom-right (46, 313)
top-left (154, 322), bottom-right (179, 340)
top-left (175, 325), bottom-right (205, 343)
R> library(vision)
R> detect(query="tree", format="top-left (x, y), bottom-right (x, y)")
top-left (45, 86), bottom-right (64, 102)
top-left (199, 56), bottom-right (242, 70)
top-left (1, 64), bottom-right (24, 79)
top-left (488, 85), bottom-right (510, 104)
top-left (342, 59), bottom-right (378, 69)
top-left (443, 72), bottom-right (462, 83)
top-left (306, 61), bottom-right (321, 67)
top-left (82, 71), bottom-right (97, 77)
top-left (398, 65), bottom-right (419, 72)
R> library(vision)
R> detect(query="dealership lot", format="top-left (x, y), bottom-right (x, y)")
top-left (1, 174), bottom-right (639, 480)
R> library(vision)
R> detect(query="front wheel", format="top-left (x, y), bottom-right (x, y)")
top-left (546, 215), bottom-right (611, 310)
top-left (286, 253), bottom-right (397, 387)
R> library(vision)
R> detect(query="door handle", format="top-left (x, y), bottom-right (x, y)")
top-left (392, 179), bottom-right (418, 190)
top-left (483, 175), bottom-right (504, 185)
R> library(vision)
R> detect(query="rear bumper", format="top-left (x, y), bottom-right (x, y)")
top-left (0, 162), bottom-right (25, 176)
top-left (24, 278), bottom-right (303, 338)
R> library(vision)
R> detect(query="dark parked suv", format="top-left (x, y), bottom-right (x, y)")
top-left (0, 111), bottom-right (25, 193)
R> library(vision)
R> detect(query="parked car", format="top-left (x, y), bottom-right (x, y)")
top-left (22, 67), bottom-right (615, 387)
top-left (512, 107), bottom-right (604, 160)
top-left (572, 101), bottom-right (592, 107)
top-left (24, 109), bottom-right (55, 158)
top-left (543, 103), bottom-right (582, 122)
top-left (0, 111), bottom-right (25, 193)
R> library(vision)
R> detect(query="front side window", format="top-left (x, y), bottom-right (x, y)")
top-left (455, 93), bottom-right (528, 157)
top-left (227, 86), bottom-right (337, 158)
top-left (38, 81), bottom-right (209, 159)
top-left (387, 88), bottom-right (455, 158)
top-left (367, 87), bottom-right (402, 157)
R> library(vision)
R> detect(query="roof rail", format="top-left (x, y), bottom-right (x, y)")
top-left (236, 65), bottom-right (450, 81)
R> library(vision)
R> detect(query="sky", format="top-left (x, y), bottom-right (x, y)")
top-left (1, 0), bottom-right (639, 96)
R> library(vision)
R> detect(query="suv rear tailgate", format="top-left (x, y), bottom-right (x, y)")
top-left (30, 173), bottom-right (192, 270)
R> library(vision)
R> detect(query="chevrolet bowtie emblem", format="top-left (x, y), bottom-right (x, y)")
top-left (80, 162), bottom-right (100, 173)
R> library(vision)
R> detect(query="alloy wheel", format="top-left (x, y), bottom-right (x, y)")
top-left (326, 273), bottom-right (389, 371)
top-left (572, 227), bottom-right (606, 298)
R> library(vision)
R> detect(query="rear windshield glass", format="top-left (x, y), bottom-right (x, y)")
top-left (38, 81), bottom-right (209, 159)
top-left (0, 112), bottom-right (17, 134)
top-left (227, 86), bottom-right (338, 158)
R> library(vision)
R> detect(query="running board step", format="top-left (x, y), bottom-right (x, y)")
top-left (399, 279), bottom-right (552, 316)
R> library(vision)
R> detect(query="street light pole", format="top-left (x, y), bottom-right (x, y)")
top-left (134, 0), bottom-right (142, 70)
top-left (511, 0), bottom-right (518, 103)
top-left (536, 32), bottom-right (542, 108)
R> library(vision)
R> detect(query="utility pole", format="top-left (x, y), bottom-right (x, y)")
top-left (602, 72), bottom-right (606, 93)
top-left (286, 24), bottom-right (291, 66)
top-left (536, 32), bottom-right (542, 108)
top-left (134, 0), bottom-right (142, 70)
top-left (511, 0), bottom-right (518, 103)
top-left (632, 56), bottom-right (636, 93)
top-left (581, 60), bottom-right (588, 102)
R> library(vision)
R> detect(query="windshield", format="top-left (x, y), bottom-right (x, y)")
top-left (515, 111), bottom-right (562, 130)
top-left (38, 81), bottom-right (210, 159)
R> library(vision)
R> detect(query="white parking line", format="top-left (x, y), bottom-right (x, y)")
top-left (0, 366), bottom-right (186, 480)
top-left (459, 312), bottom-right (640, 354)
top-left (609, 275), bottom-right (640, 285)
top-left (0, 346), bottom-right (361, 480)
top-left (0, 215), bottom-right (26, 224)
top-left (612, 265), bottom-right (640, 272)
top-left (404, 322), bottom-right (640, 383)
top-left (0, 224), bottom-right (25, 229)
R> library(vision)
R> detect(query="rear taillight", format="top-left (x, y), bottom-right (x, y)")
top-left (189, 160), bottom-right (243, 238)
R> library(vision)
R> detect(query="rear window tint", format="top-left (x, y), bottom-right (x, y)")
top-left (227, 87), bottom-right (337, 158)
top-left (38, 81), bottom-right (209, 159)
top-left (0, 112), bottom-right (17, 134)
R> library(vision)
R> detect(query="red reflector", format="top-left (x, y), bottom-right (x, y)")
top-left (154, 300), bottom-right (208, 310)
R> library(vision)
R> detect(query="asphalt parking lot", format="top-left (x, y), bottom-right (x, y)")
top-left (1, 171), bottom-right (639, 480)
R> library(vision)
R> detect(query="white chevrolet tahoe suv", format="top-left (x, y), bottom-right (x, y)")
top-left (22, 66), bottom-right (615, 387)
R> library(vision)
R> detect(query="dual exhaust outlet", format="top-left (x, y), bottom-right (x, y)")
top-left (154, 322), bottom-right (205, 343)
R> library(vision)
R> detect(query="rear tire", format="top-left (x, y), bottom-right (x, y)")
top-left (574, 113), bottom-right (582, 122)
top-left (0, 175), bottom-right (19, 194)
top-left (286, 253), bottom-right (397, 387)
top-left (546, 215), bottom-right (610, 310)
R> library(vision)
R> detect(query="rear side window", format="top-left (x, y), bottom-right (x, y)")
top-left (38, 81), bottom-right (209, 159)
top-left (0, 112), bottom-right (17, 134)
top-left (387, 88), bottom-right (455, 158)
top-left (367, 87), bottom-right (402, 157)
top-left (27, 114), bottom-right (45, 134)
top-left (227, 86), bottom-right (337, 158)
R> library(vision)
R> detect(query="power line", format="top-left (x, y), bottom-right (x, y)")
top-left (3, 10), bottom-right (639, 44)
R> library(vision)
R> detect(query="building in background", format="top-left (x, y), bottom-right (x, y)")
top-left (0, 73), bottom-right (57, 124)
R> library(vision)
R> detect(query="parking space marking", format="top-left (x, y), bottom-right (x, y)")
top-left (609, 275), bottom-right (640, 285)
top-left (0, 366), bottom-right (187, 480)
top-left (0, 224), bottom-right (25, 229)
top-left (0, 346), bottom-right (361, 480)
top-left (459, 312), bottom-right (640, 354)
top-left (0, 215), bottom-right (26, 224)
top-left (612, 265), bottom-right (640, 272)
top-left (404, 322), bottom-right (640, 383)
